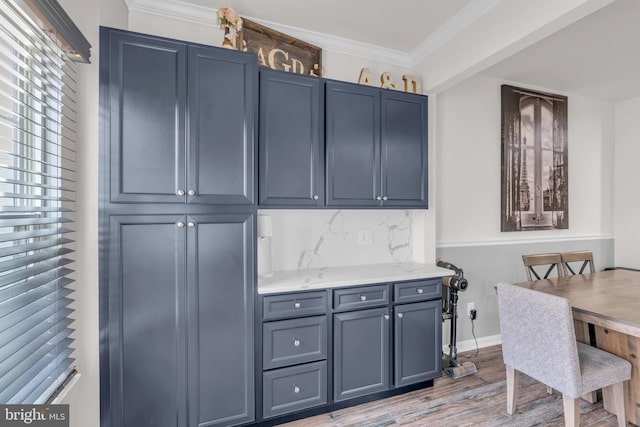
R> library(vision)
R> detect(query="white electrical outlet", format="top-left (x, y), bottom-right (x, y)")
top-left (357, 230), bottom-right (373, 246)
top-left (467, 302), bottom-right (475, 317)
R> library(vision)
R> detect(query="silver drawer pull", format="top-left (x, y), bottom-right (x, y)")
top-left (383, 314), bottom-right (390, 320)
top-left (188, 189), bottom-right (196, 196)
top-left (293, 386), bottom-right (300, 394)
top-left (294, 302), bottom-right (301, 309)
top-left (360, 295), bottom-right (367, 302)
top-left (375, 196), bottom-right (382, 201)
top-left (177, 189), bottom-right (185, 196)
top-left (397, 313), bottom-right (404, 319)
top-left (293, 339), bottom-right (301, 347)
top-left (382, 196), bottom-right (388, 201)
top-left (313, 194), bottom-right (319, 200)
top-left (417, 288), bottom-right (424, 294)
top-left (176, 222), bottom-right (185, 228)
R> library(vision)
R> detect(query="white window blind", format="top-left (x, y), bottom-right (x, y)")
top-left (0, 0), bottom-right (77, 404)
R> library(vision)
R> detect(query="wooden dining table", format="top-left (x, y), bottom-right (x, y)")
top-left (514, 269), bottom-right (640, 425)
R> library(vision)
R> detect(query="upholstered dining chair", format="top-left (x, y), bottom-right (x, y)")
top-left (522, 253), bottom-right (564, 281)
top-left (561, 250), bottom-right (595, 276)
top-left (496, 282), bottom-right (631, 427)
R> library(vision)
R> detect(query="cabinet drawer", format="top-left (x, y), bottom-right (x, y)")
top-left (263, 316), bottom-right (327, 369)
top-left (262, 361), bottom-right (327, 419)
top-left (263, 291), bottom-right (327, 320)
top-left (333, 285), bottom-right (389, 311)
top-left (394, 279), bottom-right (441, 303)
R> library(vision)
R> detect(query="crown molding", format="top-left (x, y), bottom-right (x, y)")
top-left (246, 18), bottom-right (413, 68)
top-left (124, 0), bottom-right (216, 28)
top-left (124, 0), bottom-right (497, 68)
top-left (409, 0), bottom-right (503, 67)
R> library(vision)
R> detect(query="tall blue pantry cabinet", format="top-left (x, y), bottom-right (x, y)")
top-left (99, 28), bottom-right (257, 427)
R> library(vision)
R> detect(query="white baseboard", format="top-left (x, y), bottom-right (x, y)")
top-left (442, 333), bottom-right (501, 355)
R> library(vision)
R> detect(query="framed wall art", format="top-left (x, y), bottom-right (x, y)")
top-left (501, 85), bottom-right (568, 232)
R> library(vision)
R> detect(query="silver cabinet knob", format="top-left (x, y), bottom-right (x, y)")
top-left (293, 386), bottom-right (300, 394)
top-left (360, 295), bottom-right (367, 302)
top-left (177, 222), bottom-right (185, 228)
top-left (383, 314), bottom-right (390, 320)
top-left (177, 189), bottom-right (185, 196)
top-left (188, 190), bottom-right (196, 196)
top-left (187, 222), bottom-right (195, 228)
top-left (382, 196), bottom-right (388, 201)
top-left (397, 312), bottom-right (404, 319)
top-left (417, 288), bottom-right (424, 294)
top-left (313, 194), bottom-right (319, 200)
top-left (294, 302), bottom-right (301, 309)
top-left (375, 196), bottom-right (382, 201)
top-left (293, 339), bottom-right (301, 347)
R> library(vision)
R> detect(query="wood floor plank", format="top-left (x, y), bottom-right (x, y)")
top-left (278, 345), bottom-right (624, 427)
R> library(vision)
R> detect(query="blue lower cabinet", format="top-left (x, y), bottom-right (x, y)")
top-left (394, 300), bottom-right (442, 387)
top-left (104, 214), bottom-right (255, 427)
top-left (263, 316), bottom-right (328, 369)
top-left (333, 307), bottom-right (391, 401)
top-left (263, 361), bottom-right (328, 418)
top-left (258, 283), bottom-right (442, 422)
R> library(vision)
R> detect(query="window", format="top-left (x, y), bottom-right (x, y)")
top-left (0, 0), bottom-right (78, 403)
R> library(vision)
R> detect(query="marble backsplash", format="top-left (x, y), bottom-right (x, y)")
top-left (260, 209), bottom-right (423, 272)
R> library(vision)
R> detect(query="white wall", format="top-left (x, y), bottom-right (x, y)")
top-left (434, 73), bottom-right (616, 349)
top-left (614, 97), bottom-right (640, 268)
top-left (436, 73), bottom-right (614, 244)
top-left (57, 1), bottom-right (128, 427)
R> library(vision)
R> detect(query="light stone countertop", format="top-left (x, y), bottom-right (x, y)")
top-left (257, 262), bottom-right (455, 295)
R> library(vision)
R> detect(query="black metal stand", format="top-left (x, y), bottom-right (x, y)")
top-left (438, 261), bottom-right (477, 379)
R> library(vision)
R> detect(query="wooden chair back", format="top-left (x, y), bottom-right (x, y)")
top-left (561, 250), bottom-right (595, 276)
top-left (522, 253), bottom-right (564, 281)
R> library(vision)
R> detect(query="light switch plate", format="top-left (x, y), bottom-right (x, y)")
top-left (357, 230), bottom-right (373, 246)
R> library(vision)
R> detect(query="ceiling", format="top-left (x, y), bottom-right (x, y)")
top-left (483, 0), bottom-right (640, 102)
top-left (128, 0), bottom-right (640, 102)
top-left (187, 0), bottom-right (474, 52)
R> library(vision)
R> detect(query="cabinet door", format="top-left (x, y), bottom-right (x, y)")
top-left (186, 214), bottom-right (255, 427)
top-left (380, 91), bottom-right (428, 208)
top-left (325, 81), bottom-right (381, 207)
top-left (106, 215), bottom-right (187, 427)
top-left (188, 46), bottom-right (257, 205)
top-left (333, 307), bottom-right (390, 401)
top-left (104, 29), bottom-right (187, 204)
top-left (259, 69), bottom-right (323, 206)
top-left (394, 300), bottom-right (442, 387)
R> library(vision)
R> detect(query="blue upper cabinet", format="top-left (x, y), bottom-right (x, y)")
top-left (104, 29), bottom-right (257, 205)
top-left (106, 30), bottom-right (187, 204)
top-left (325, 81), bottom-right (381, 207)
top-left (259, 69), bottom-right (323, 207)
top-left (188, 46), bottom-right (257, 205)
top-left (380, 90), bottom-right (428, 208)
top-left (326, 80), bottom-right (428, 208)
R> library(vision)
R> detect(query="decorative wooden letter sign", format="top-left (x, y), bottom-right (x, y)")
top-left (236, 19), bottom-right (323, 76)
top-left (358, 68), bottom-right (422, 94)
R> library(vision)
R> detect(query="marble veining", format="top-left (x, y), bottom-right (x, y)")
top-left (380, 210), bottom-right (412, 262)
top-left (296, 210), bottom-right (346, 270)
top-left (271, 209), bottom-right (417, 272)
top-left (258, 261), bottom-right (454, 294)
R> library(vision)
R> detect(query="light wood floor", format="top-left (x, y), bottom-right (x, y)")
top-left (279, 345), bottom-right (624, 426)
